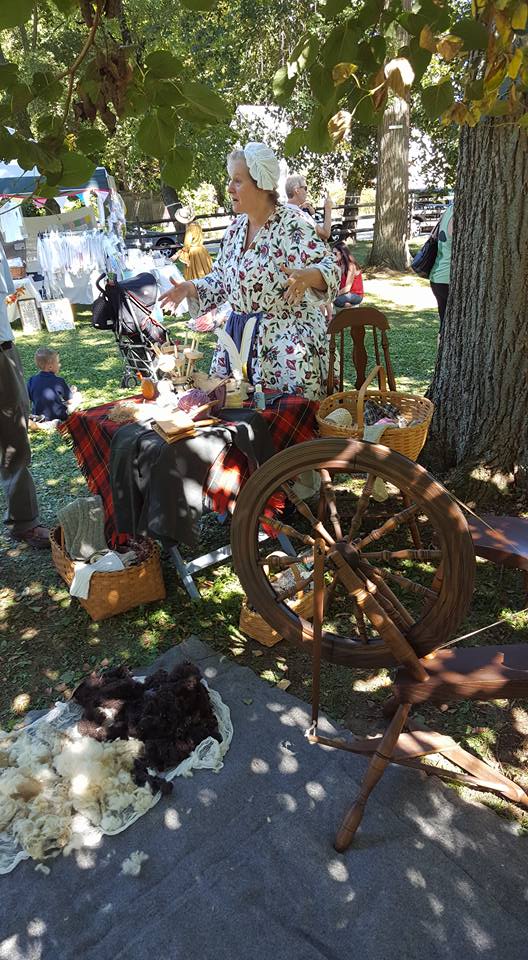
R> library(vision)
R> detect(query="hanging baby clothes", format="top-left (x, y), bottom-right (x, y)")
top-left (36, 229), bottom-right (124, 301)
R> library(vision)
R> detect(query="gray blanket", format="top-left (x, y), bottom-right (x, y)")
top-left (3, 637), bottom-right (528, 960)
top-left (109, 410), bottom-right (276, 548)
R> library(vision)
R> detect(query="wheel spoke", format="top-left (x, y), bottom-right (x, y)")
top-left (258, 515), bottom-right (315, 546)
top-left (364, 564), bottom-right (438, 600)
top-left (258, 554), bottom-right (307, 572)
top-left (359, 563), bottom-right (414, 630)
top-left (319, 469), bottom-right (343, 541)
top-left (360, 548), bottom-right (442, 563)
top-left (353, 598), bottom-right (369, 644)
top-left (355, 502), bottom-right (420, 551)
top-left (280, 483), bottom-right (335, 546)
top-left (347, 473), bottom-right (375, 541)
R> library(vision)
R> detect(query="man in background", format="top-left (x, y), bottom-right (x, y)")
top-left (284, 174), bottom-right (333, 242)
top-left (0, 240), bottom-right (50, 548)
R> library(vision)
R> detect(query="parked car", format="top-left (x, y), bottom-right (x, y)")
top-left (411, 199), bottom-right (451, 235)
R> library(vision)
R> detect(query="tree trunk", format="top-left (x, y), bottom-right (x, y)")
top-left (368, 93), bottom-right (411, 270)
top-left (424, 118), bottom-right (528, 495)
top-left (160, 182), bottom-right (185, 240)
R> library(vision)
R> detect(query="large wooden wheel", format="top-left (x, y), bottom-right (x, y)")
top-left (231, 439), bottom-right (475, 670)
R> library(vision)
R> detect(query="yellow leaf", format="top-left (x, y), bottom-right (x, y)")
top-left (327, 110), bottom-right (352, 144)
top-left (436, 36), bottom-right (464, 62)
top-left (419, 25), bottom-right (437, 53)
top-left (384, 57), bottom-right (415, 97)
top-left (332, 62), bottom-right (357, 86)
top-left (512, 1), bottom-right (528, 29)
top-left (507, 47), bottom-right (523, 79)
top-left (494, 10), bottom-right (512, 41)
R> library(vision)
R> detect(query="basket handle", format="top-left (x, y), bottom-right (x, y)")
top-left (356, 365), bottom-right (387, 433)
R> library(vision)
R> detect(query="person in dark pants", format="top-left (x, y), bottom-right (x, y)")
top-left (0, 242), bottom-right (50, 548)
top-left (429, 202), bottom-right (453, 329)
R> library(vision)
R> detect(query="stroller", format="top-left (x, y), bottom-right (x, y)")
top-left (92, 272), bottom-right (171, 388)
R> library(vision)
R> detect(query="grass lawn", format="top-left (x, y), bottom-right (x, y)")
top-left (1, 253), bottom-right (527, 828)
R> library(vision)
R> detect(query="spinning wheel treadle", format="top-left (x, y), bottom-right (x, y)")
top-left (231, 439), bottom-right (475, 669)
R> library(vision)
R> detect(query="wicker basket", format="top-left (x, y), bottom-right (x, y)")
top-left (318, 365), bottom-right (434, 462)
top-left (239, 556), bottom-right (322, 647)
top-left (51, 527), bottom-right (165, 621)
top-left (9, 265), bottom-right (26, 280)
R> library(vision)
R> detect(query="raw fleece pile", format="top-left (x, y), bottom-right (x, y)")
top-left (73, 662), bottom-right (220, 788)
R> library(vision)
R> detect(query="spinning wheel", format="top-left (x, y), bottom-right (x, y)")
top-left (231, 439), bottom-right (475, 675)
top-left (231, 441), bottom-right (528, 852)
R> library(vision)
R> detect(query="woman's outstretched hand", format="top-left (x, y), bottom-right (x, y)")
top-left (281, 266), bottom-right (311, 305)
top-left (159, 277), bottom-right (194, 313)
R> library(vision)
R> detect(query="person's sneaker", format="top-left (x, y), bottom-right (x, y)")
top-left (8, 525), bottom-right (51, 549)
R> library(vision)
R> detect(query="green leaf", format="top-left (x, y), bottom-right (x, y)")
top-left (75, 127), bottom-right (106, 155)
top-left (180, 0), bottom-right (217, 9)
top-left (354, 94), bottom-right (377, 125)
top-left (182, 82), bottom-right (230, 120)
top-left (0, 64), bottom-right (19, 90)
top-left (283, 128), bottom-right (308, 157)
top-left (323, 0), bottom-right (350, 20)
top-left (420, 80), bottom-right (455, 118)
top-left (322, 21), bottom-right (359, 66)
top-left (9, 83), bottom-right (33, 113)
top-left (518, 112), bottom-right (528, 127)
top-left (31, 72), bottom-right (62, 104)
top-left (144, 51), bottom-right (184, 79)
top-left (59, 152), bottom-right (96, 187)
top-left (417, 0), bottom-right (450, 32)
top-left (487, 99), bottom-right (510, 116)
top-left (306, 108), bottom-right (333, 153)
top-left (273, 66), bottom-right (297, 106)
top-left (451, 17), bottom-right (489, 50)
top-left (465, 78), bottom-right (484, 100)
top-left (137, 108), bottom-right (176, 158)
top-left (150, 80), bottom-right (185, 108)
top-left (287, 34), bottom-right (318, 77)
top-left (356, 0), bottom-right (385, 29)
top-left (50, 0), bottom-right (78, 11)
top-left (309, 62), bottom-right (335, 105)
top-left (398, 11), bottom-right (426, 36)
top-left (403, 38), bottom-right (432, 82)
top-left (0, 0), bottom-right (34, 28)
top-left (161, 145), bottom-right (193, 188)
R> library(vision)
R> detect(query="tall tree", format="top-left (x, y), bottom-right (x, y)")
top-left (273, 0), bottom-right (528, 493)
top-left (426, 116), bottom-right (528, 492)
top-left (369, 9), bottom-right (412, 269)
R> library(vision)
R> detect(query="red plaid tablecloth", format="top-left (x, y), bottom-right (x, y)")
top-left (60, 394), bottom-right (318, 543)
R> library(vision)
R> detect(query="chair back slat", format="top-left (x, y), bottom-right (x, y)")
top-left (327, 307), bottom-right (397, 394)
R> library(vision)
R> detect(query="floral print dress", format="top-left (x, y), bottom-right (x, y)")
top-left (189, 205), bottom-right (340, 401)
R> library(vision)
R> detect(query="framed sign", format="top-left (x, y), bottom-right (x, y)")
top-left (18, 298), bottom-right (42, 334)
top-left (41, 298), bottom-right (76, 332)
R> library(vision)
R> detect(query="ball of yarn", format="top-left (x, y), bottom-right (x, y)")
top-left (324, 407), bottom-right (353, 428)
top-left (177, 388), bottom-right (210, 414)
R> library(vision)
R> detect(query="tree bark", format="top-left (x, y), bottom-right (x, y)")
top-left (424, 118), bottom-right (528, 494)
top-left (368, 92), bottom-right (411, 270)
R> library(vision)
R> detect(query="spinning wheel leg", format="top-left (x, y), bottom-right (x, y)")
top-left (334, 703), bottom-right (410, 853)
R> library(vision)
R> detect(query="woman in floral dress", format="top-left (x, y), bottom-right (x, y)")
top-left (160, 143), bottom-right (339, 401)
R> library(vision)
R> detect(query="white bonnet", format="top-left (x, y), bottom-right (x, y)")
top-left (243, 142), bottom-right (280, 192)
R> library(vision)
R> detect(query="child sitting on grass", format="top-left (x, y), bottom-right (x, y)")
top-left (26, 347), bottom-right (82, 430)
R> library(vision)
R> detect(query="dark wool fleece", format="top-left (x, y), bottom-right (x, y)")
top-left (73, 661), bottom-right (220, 794)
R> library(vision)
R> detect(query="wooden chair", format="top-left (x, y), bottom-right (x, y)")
top-left (308, 538), bottom-right (528, 854)
top-left (327, 307), bottom-right (397, 395)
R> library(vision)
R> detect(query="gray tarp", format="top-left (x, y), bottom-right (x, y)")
top-left (2, 636), bottom-right (527, 960)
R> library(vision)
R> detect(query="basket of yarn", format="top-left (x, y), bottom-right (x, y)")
top-left (239, 553), bottom-right (324, 647)
top-left (50, 528), bottom-right (165, 621)
top-left (317, 365), bottom-right (434, 462)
